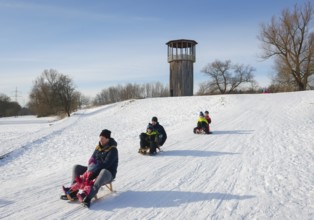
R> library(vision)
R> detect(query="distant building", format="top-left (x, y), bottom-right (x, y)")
top-left (166, 39), bottom-right (197, 96)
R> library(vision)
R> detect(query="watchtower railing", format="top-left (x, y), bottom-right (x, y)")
top-left (167, 54), bottom-right (196, 62)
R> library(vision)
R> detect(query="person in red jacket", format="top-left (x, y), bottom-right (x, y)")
top-left (204, 110), bottom-right (212, 134)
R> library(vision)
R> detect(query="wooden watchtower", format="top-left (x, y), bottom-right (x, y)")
top-left (166, 39), bottom-right (197, 96)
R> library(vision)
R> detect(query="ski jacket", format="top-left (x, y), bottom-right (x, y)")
top-left (197, 117), bottom-right (208, 128)
top-left (205, 115), bottom-right (211, 124)
top-left (152, 122), bottom-right (167, 146)
top-left (145, 130), bottom-right (159, 143)
top-left (90, 138), bottom-right (118, 179)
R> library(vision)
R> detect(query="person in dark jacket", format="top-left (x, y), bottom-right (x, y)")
top-left (151, 116), bottom-right (167, 148)
top-left (139, 123), bottom-right (159, 155)
top-left (61, 129), bottom-right (118, 208)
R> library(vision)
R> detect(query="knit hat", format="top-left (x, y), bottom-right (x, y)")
top-left (152, 116), bottom-right (158, 122)
top-left (205, 110), bottom-right (209, 114)
top-left (200, 112), bottom-right (204, 117)
top-left (99, 129), bottom-right (111, 138)
top-left (147, 124), bottom-right (154, 130)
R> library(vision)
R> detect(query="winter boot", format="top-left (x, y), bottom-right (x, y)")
top-left (61, 186), bottom-right (78, 201)
top-left (149, 142), bottom-right (157, 155)
top-left (149, 151), bottom-right (157, 156)
top-left (77, 191), bottom-right (87, 203)
top-left (66, 191), bottom-right (78, 201)
top-left (77, 184), bottom-right (92, 203)
top-left (149, 147), bottom-right (157, 155)
top-left (81, 196), bottom-right (91, 208)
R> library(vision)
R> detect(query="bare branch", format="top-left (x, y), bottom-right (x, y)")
top-left (258, 1), bottom-right (314, 91)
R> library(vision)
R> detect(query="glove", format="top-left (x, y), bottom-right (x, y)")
top-left (88, 157), bottom-right (96, 165)
top-left (87, 162), bottom-right (98, 172)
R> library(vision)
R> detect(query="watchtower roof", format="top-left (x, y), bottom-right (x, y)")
top-left (166, 39), bottom-right (198, 48)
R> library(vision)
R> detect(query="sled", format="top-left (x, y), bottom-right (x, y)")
top-left (138, 147), bottom-right (149, 155)
top-left (157, 146), bottom-right (163, 152)
top-left (138, 146), bottom-right (162, 155)
top-left (94, 182), bottom-right (115, 200)
top-left (194, 128), bottom-right (212, 134)
top-left (61, 182), bottom-right (114, 201)
top-left (194, 128), bottom-right (206, 134)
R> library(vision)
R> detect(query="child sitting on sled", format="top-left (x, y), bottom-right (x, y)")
top-left (193, 112), bottom-right (210, 134)
top-left (138, 123), bottom-right (159, 155)
top-left (62, 159), bottom-right (98, 202)
top-left (204, 110), bottom-right (212, 133)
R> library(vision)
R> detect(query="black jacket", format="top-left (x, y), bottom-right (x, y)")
top-left (91, 138), bottom-right (118, 179)
top-left (152, 122), bottom-right (167, 146)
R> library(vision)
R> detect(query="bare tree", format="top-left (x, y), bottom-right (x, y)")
top-left (121, 83), bottom-right (143, 100)
top-left (54, 74), bottom-right (77, 117)
top-left (28, 69), bottom-right (79, 117)
top-left (258, 2), bottom-right (314, 91)
top-left (0, 94), bottom-right (22, 117)
top-left (150, 82), bottom-right (169, 97)
top-left (144, 83), bottom-right (152, 98)
top-left (200, 60), bottom-right (256, 94)
top-left (77, 93), bottom-right (92, 108)
top-left (0, 93), bottom-right (10, 102)
top-left (28, 77), bottom-right (57, 116)
top-left (93, 82), bottom-right (169, 105)
top-left (196, 82), bottom-right (210, 95)
top-left (309, 74), bottom-right (314, 89)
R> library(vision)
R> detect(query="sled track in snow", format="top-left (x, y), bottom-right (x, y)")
top-left (0, 113), bottom-right (84, 163)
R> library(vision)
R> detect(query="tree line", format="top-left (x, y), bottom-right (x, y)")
top-left (22, 69), bottom-right (169, 117)
top-left (93, 82), bottom-right (169, 106)
top-left (0, 94), bottom-right (22, 117)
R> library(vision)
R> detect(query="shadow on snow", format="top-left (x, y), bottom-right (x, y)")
top-left (91, 190), bottom-right (255, 210)
top-left (210, 130), bottom-right (254, 135)
top-left (160, 150), bottom-right (239, 157)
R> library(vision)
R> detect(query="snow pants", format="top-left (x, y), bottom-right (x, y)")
top-left (139, 133), bottom-right (158, 153)
top-left (72, 164), bottom-right (113, 199)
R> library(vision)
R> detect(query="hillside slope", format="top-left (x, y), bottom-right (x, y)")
top-left (0, 91), bottom-right (314, 219)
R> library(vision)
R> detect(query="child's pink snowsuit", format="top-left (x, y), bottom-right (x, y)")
top-left (69, 171), bottom-right (95, 196)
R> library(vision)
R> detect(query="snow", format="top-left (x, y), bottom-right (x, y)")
top-left (1, 91), bottom-right (314, 220)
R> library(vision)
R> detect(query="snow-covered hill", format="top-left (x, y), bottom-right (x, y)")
top-left (1, 91), bottom-right (314, 220)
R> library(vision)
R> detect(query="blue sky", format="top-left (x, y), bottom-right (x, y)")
top-left (0, 0), bottom-right (310, 106)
